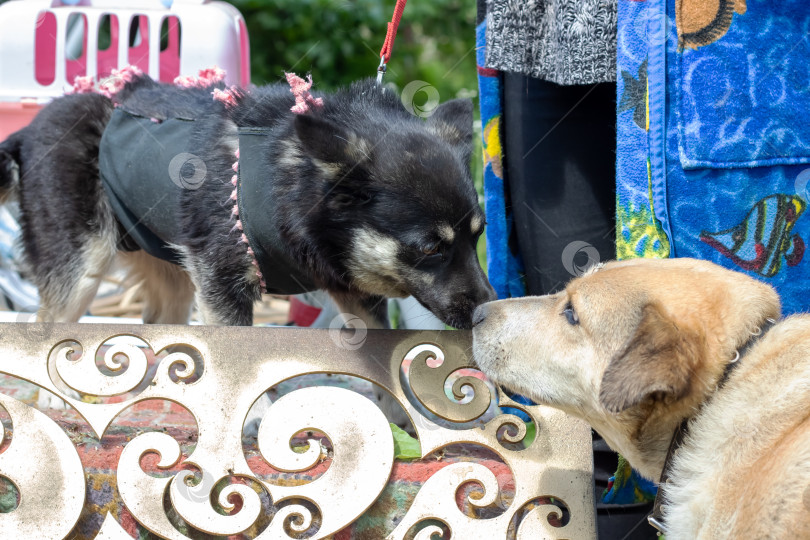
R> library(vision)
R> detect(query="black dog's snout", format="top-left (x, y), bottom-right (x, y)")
top-left (472, 304), bottom-right (488, 327)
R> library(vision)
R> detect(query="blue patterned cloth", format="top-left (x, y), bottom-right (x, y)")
top-left (602, 455), bottom-right (658, 505)
top-left (477, 20), bottom-right (525, 300)
top-left (677, 3), bottom-right (810, 169)
top-left (617, 0), bottom-right (810, 315)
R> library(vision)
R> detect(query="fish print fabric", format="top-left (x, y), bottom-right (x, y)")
top-left (700, 195), bottom-right (806, 278)
top-left (617, 0), bottom-right (810, 314)
top-left (477, 15), bottom-right (525, 299)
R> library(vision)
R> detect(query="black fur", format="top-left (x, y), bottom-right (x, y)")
top-left (0, 94), bottom-right (115, 311)
top-left (0, 75), bottom-right (495, 328)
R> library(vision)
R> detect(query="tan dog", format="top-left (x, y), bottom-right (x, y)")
top-left (472, 258), bottom-right (810, 539)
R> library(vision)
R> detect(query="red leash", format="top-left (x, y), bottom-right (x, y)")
top-left (377, 0), bottom-right (407, 84)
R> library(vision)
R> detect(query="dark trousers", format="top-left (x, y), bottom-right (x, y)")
top-left (504, 73), bottom-right (616, 294)
top-left (502, 73), bottom-right (657, 540)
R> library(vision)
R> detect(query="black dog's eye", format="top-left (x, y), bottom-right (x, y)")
top-left (562, 302), bottom-right (579, 326)
top-left (416, 243), bottom-right (444, 266)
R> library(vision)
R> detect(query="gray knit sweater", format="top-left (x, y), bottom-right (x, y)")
top-left (484, 0), bottom-right (617, 85)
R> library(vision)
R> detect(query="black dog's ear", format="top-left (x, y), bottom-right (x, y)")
top-left (426, 98), bottom-right (473, 148)
top-left (294, 114), bottom-right (371, 165)
top-left (599, 302), bottom-right (702, 414)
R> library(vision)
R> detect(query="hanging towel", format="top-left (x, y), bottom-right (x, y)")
top-left (616, 0), bottom-right (810, 315)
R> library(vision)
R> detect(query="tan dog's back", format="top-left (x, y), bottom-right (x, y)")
top-left (666, 315), bottom-right (810, 539)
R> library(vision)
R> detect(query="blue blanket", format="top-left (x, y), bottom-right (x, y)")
top-left (476, 19), bottom-right (525, 300)
top-left (617, 0), bottom-right (810, 315)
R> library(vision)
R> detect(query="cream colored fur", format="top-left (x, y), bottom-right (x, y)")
top-left (472, 258), bottom-right (810, 539)
top-left (345, 227), bottom-right (409, 297)
top-left (119, 251), bottom-right (195, 324)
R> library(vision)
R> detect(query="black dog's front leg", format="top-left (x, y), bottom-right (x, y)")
top-left (195, 285), bottom-right (256, 326)
top-left (185, 253), bottom-right (259, 326)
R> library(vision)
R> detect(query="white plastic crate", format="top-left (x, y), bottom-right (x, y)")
top-left (0, 0), bottom-right (251, 139)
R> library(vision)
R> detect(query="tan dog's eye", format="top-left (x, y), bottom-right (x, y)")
top-left (562, 302), bottom-right (579, 325)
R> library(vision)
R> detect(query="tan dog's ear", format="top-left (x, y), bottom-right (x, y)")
top-left (599, 302), bottom-right (702, 413)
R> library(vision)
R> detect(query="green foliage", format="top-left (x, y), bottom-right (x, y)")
top-left (390, 423), bottom-right (421, 460)
top-left (228, 0), bottom-right (478, 100)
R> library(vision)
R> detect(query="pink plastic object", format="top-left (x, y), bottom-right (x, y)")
top-left (0, 0), bottom-right (251, 141)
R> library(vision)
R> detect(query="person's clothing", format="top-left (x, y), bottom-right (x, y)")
top-left (484, 0), bottom-right (617, 85)
top-left (503, 74), bottom-right (616, 294)
top-left (617, 0), bottom-right (810, 315)
top-left (475, 0), bottom-right (619, 297)
top-left (476, 5), bottom-right (524, 299)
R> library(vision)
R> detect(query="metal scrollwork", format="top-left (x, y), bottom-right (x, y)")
top-left (406, 343), bottom-right (491, 422)
top-left (392, 461), bottom-right (502, 540)
top-left (118, 430), bottom-right (191, 539)
top-left (413, 523), bottom-right (447, 540)
top-left (169, 470), bottom-right (263, 536)
top-left (0, 324), bottom-right (595, 539)
top-left (0, 392), bottom-right (85, 539)
top-left (515, 500), bottom-right (573, 540)
top-left (486, 413), bottom-right (531, 447)
top-left (55, 340), bottom-right (150, 397)
top-left (49, 336), bottom-right (203, 402)
top-left (255, 386), bottom-right (394, 538)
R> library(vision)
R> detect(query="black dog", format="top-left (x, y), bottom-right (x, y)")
top-left (0, 72), bottom-right (494, 329)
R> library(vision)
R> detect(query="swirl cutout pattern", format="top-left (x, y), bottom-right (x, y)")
top-left (256, 386), bottom-right (394, 538)
top-left (0, 324), bottom-right (595, 538)
top-left (406, 344), bottom-right (491, 422)
top-left (55, 341), bottom-right (150, 397)
top-left (0, 393), bottom-right (84, 539)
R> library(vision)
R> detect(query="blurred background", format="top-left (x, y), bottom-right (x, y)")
top-left (231, 0), bottom-right (476, 93)
top-left (0, 0), bottom-right (483, 196)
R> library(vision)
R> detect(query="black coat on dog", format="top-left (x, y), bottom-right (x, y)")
top-left (0, 75), bottom-right (495, 328)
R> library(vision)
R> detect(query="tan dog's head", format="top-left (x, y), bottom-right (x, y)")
top-left (471, 258), bottom-right (781, 479)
